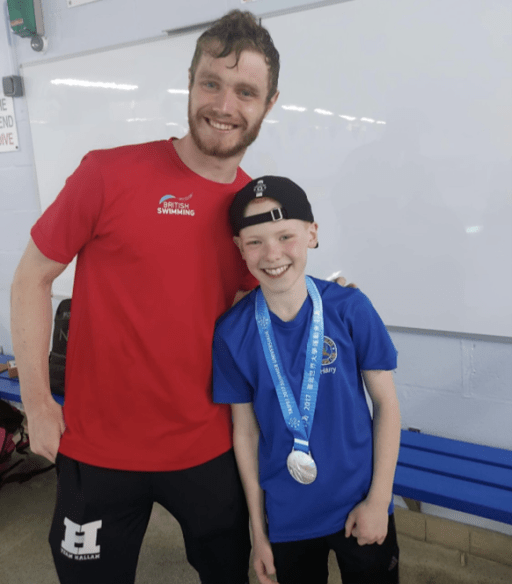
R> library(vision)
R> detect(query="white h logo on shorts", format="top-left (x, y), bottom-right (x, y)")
top-left (61, 518), bottom-right (102, 556)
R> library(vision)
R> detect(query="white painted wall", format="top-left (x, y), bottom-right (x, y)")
top-left (1, 0), bottom-right (510, 534)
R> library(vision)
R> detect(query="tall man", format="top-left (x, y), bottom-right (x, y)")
top-left (11, 11), bottom-right (280, 584)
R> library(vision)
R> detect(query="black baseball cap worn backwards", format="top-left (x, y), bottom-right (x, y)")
top-left (230, 176), bottom-right (315, 236)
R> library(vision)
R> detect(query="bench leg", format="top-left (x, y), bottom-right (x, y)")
top-left (403, 498), bottom-right (422, 513)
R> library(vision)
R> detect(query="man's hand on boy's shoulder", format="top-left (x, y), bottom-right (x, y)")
top-left (232, 289), bottom-right (252, 306)
top-left (327, 271), bottom-right (358, 289)
top-left (333, 275), bottom-right (357, 289)
top-left (231, 277), bottom-right (357, 307)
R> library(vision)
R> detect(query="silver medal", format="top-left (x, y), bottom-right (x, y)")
top-left (287, 449), bottom-right (317, 484)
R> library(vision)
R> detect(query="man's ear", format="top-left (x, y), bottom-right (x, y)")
top-left (308, 222), bottom-right (319, 249)
top-left (264, 90), bottom-right (280, 117)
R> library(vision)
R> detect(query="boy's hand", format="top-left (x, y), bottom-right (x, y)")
top-left (253, 535), bottom-right (278, 583)
top-left (344, 500), bottom-right (389, 546)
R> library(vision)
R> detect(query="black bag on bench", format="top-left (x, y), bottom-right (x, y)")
top-left (49, 298), bottom-right (71, 397)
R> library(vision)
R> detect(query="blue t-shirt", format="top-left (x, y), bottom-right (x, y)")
top-left (213, 277), bottom-right (397, 543)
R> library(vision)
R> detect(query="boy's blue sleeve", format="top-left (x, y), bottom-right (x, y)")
top-left (212, 329), bottom-right (254, 404)
top-left (345, 292), bottom-right (397, 371)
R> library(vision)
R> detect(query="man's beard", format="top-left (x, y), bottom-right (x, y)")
top-left (188, 103), bottom-right (266, 159)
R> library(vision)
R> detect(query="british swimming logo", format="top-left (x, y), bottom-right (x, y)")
top-left (321, 336), bottom-right (337, 374)
top-left (157, 193), bottom-right (195, 216)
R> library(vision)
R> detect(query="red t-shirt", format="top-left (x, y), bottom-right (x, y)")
top-left (31, 139), bottom-right (256, 470)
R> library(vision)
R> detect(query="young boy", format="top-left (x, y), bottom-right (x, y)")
top-left (213, 176), bottom-right (401, 584)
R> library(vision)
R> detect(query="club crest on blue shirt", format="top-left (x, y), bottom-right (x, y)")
top-left (322, 337), bottom-right (338, 366)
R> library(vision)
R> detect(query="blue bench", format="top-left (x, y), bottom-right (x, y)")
top-left (394, 429), bottom-right (512, 525)
top-left (0, 354), bottom-right (64, 406)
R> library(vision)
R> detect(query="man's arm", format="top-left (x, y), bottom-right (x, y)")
top-left (10, 238), bottom-right (68, 462)
top-left (345, 370), bottom-right (401, 545)
top-left (231, 403), bottom-right (276, 584)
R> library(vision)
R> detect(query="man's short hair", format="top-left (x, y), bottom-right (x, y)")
top-left (189, 10), bottom-right (280, 103)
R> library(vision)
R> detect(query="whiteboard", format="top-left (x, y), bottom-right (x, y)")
top-left (243, 0), bottom-right (512, 337)
top-left (22, 0), bottom-right (512, 336)
top-left (22, 31), bottom-right (200, 297)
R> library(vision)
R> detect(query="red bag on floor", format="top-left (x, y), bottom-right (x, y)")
top-left (0, 398), bottom-right (28, 480)
top-left (0, 399), bottom-right (54, 488)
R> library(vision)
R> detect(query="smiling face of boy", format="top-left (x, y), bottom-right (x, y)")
top-left (235, 198), bottom-right (318, 300)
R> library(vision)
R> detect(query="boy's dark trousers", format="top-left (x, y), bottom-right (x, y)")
top-left (271, 513), bottom-right (399, 584)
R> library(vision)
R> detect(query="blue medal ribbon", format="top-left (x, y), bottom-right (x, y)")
top-left (255, 276), bottom-right (324, 455)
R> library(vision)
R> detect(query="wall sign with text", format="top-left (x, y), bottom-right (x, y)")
top-left (0, 96), bottom-right (19, 152)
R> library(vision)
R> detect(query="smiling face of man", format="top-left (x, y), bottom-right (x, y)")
top-left (188, 49), bottom-right (278, 160)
